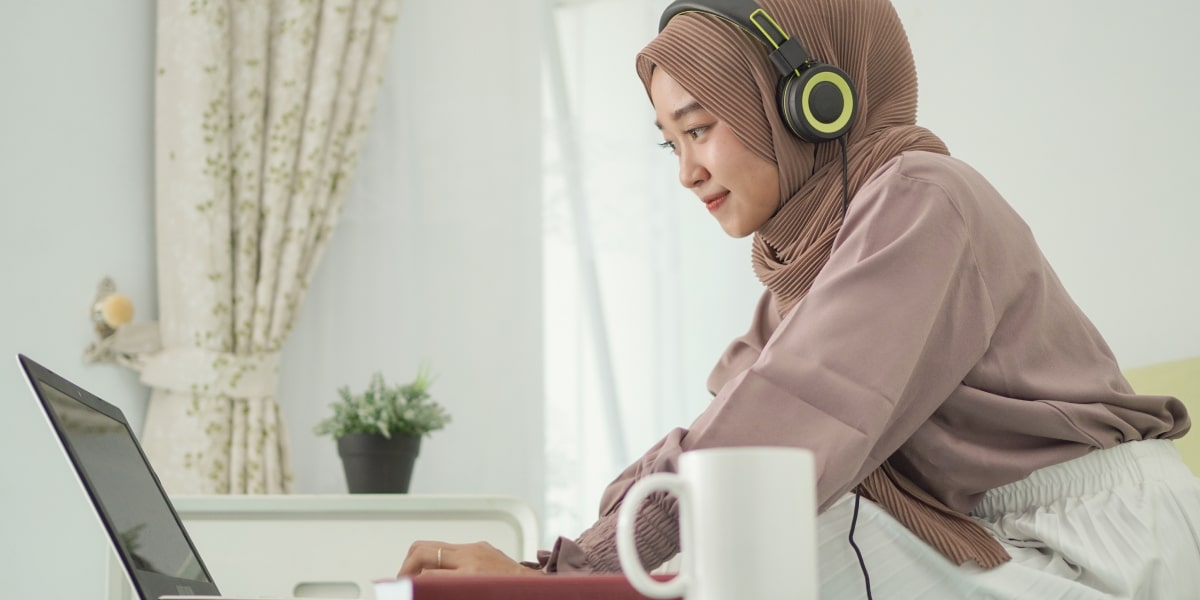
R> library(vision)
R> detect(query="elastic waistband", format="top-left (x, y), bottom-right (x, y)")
top-left (973, 440), bottom-right (1192, 517)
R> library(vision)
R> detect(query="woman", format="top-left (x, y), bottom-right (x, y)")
top-left (399, 0), bottom-right (1200, 596)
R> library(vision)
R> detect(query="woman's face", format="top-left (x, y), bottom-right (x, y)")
top-left (650, 68), bottom-right (781, 238)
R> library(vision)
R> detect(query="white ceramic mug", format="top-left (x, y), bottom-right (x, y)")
top-left (616, 446), bottom-right (817, 600)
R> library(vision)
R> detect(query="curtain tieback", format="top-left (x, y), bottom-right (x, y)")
top-left (140, 347), bottom-right (282, 399)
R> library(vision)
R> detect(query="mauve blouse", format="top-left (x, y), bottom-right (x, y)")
top-left (537, 151), bottom-right (1189, 573)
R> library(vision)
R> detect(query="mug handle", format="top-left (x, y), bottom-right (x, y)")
top-left (616, 473), bottom-right (688, 599)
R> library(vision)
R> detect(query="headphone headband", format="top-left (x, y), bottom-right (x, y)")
top-left (656, 0), bottom-right (857, 143)
top-left (660, 0), bottom-right (762, 33)
top-left (660, 0), bottom-right (814, 76)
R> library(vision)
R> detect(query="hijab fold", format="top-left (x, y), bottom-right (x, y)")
top-left (637, 0), bottom-right (1009, 569)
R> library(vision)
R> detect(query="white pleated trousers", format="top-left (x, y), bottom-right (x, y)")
top-left (816, 440), bottom-right (1200, 599)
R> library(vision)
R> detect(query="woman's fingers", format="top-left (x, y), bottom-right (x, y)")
top-left (397, 540), bottom-right (449, 576)
top-left (396, 540), bottom-right (540, 577)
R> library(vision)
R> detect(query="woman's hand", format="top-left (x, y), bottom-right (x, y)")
top-left (397, 540), bottom-right (545, 577)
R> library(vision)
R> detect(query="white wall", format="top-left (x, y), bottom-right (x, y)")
top-left (0, 1), bottom-right (157, 597)
top-left (278, 0), bottom-right (546, 520)
top-left (892, 0), bottom-right (1200, 368)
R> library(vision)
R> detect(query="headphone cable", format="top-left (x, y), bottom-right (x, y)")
top-left (838, 134), bottom-right (872, 598)
top-left (848, 484), bottom-right (874, 599)
top-left (838, 136), bottom-right (849, 221)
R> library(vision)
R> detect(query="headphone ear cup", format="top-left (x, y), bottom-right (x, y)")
top-left (779, 64), bottom-right (857, 143)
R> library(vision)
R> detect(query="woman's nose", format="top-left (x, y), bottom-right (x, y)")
top-left (678, 152), bottom-right (709, 189)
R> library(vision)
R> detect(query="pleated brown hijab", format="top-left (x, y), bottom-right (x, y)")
top-left (637, 0), bottom-right (1009, 569)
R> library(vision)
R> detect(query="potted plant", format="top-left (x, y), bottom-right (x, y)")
top-left (314, 366), bottom-right (451, 493)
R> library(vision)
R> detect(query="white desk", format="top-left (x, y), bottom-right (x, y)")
top-left (107, 494), bottom-right (539, 600)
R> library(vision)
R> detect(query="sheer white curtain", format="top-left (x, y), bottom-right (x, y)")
top-left (542, 0), bottom-right (762, 542)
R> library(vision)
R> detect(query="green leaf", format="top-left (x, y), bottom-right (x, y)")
top-left (313, 365), bottom-right (451, 440)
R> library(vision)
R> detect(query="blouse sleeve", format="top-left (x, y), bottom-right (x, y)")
top-left (542, 158), bottom-right (997, 571)
top-left (536, 428), bottom-right (688, 573)
top-left (706, 290), bottom-right (783, 395)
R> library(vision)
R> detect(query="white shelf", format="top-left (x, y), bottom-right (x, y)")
top-left (108, 494), bottom-right (540, 600)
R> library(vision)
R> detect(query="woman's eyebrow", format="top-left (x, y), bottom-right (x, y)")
top-left (654, 101), bottom-right (705, 130)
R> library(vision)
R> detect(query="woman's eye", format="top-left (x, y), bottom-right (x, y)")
top-left (657, 140), bottom-right (677, 154)
top-left (686, 126), bottom-right (709, 139)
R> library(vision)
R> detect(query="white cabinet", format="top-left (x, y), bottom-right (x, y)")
top-left (107, 494), bottom-right (539, 599)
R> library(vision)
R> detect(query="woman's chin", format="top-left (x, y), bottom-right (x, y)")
top-left (717, 220), bottom-right (755, 239)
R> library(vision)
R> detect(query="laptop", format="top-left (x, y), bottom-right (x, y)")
top-left (17, 354), bottom-right (296, 600)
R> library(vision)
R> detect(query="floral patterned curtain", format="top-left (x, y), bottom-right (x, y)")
top-left (132, 0), bottom-right (401, 494)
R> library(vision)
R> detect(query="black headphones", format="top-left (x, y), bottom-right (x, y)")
top-left (659, 0), bottom-right (857, 144)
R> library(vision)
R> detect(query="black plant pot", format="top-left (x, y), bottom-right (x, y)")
top-left (336, 432), bottom-right (421, 493)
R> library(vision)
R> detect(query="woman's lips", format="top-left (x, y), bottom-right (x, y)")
top-left (703, 192), bottom-right (728, 212)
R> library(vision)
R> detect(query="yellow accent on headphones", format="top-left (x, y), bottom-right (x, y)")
top-left (800, 71), bottom-right (855, 134)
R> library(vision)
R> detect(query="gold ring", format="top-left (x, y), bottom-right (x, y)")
top-left (437, 547), bottom-right (443, 569)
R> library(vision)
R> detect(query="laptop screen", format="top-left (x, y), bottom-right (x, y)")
top-left (21, 356), bottom-right (220, 599)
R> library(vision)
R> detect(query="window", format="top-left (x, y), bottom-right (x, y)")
top-left (541, 0), bottom-right (761, 543)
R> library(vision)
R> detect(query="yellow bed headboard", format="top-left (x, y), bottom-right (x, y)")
top-left (1123, 356), bottom-right (1200, 475)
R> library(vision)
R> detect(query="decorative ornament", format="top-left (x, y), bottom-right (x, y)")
top-left (84, 277), bottom-right (160, 367)
top-left (91, 277), bottom-right (135, 338)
